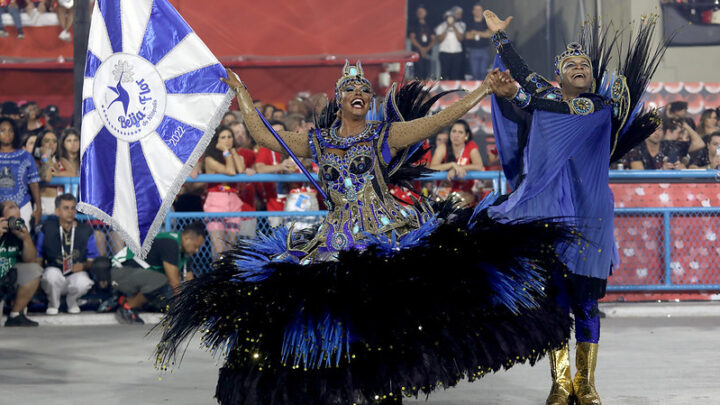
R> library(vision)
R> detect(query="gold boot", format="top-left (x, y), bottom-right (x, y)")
top-left (573, 342), bottom-right (602, 405)
top-left (546, 344), bottom-right (574, 405)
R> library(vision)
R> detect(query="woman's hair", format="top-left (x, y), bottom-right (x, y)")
top-left (429, 127), bottom-right (449, 152)
top-left (20, 132), bottom-right (36, 150)
top-left (262, 104), bottom-right (276, 117)
top-left (0, 117), bottom-right (21, 150)
top-left (697, 109), bottom-right (717, 135)
top-left (33, 129), bottom-right (60, 160)
top-left (58, 127), bottom-right (80, 160)
top-left (445, 120), bottom-right (472, 164)
top-left (0, 200), bottom-right (18, 217)
top-left (204, 125), bottom-right (235, 163)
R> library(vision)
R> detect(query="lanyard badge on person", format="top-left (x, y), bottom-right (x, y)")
top-left (60, 224), bottom-right (75, 275)
top-left (456, 146), bottom-right (466, 165)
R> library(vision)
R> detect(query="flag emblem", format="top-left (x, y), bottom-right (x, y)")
top-left (94, 54), bottom-right (167, 141)
top-left (78, 0), bottom-right (233, 257)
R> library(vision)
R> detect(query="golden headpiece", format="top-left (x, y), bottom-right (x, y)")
top-left (554, 42), bottom-right (592, 76)
top-left (335, 60), bottom-right (373, 103)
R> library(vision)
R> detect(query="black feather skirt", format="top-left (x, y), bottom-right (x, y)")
top-left (155, 203), bottom-right (574, 405)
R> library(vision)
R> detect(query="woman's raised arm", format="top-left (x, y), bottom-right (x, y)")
top-left (387, 81), bottom-right (490, 153)
top-left (221, 69), bottom-right (312, 158)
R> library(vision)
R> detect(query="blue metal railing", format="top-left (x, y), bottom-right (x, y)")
top-left (48, 169), bottom-right (720, 188)
top-left (47, 170), bottom-right (720, 292)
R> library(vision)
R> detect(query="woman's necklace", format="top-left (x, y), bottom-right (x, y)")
top-left (327, 121), bottom-right (373, 148)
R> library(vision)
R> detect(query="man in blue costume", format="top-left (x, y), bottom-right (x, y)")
top-left (482, 10), bottom-right (668, 405)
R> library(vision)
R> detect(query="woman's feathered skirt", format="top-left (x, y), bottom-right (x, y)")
top-left (154, 199), bottom-right (575, 405)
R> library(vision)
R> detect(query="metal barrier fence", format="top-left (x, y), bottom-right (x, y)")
top-left (48, 170), bottom-right (720, 291)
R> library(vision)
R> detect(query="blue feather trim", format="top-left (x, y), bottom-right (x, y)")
top-left (281, 312), bottom-right (350, 369)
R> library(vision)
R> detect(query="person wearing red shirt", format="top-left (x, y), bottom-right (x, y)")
top-left (230, 121), bottom-right (258, 208)
top-left (203, 125), bottom-right (251, 257)
top-left (253, 121), bottom-right (296, 213)
top-left (430, 119), bottom-right (484, 205)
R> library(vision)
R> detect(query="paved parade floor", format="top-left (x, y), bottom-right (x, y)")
top-left (1, 316), bottom-right (718, 404)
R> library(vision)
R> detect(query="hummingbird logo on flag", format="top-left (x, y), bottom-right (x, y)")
top-left (78, 0), bottom-right (234, 258)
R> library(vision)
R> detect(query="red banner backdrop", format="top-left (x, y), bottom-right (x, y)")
top-left (0, 0), bottom-right (406, 59)
top-left (0, 0), bottom-right (410, 114)
top-left (170, 0), bottom-right (406, 57)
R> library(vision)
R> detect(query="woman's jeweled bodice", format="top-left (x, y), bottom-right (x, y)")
top-left (297, 121), bottom-right (431, 260)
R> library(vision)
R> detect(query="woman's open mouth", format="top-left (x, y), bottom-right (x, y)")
top-left (351, 98), bottom-right (365, 109)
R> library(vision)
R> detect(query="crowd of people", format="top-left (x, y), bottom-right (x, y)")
top-left (0, 0), bottom-right (78, 41)
top-left (408, 3), bottom-right (494, 80)
top-left (1, 86), bottom-right (719, 327)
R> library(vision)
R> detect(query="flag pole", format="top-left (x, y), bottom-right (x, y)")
top-left (254, 110), bottom-right (328, 201)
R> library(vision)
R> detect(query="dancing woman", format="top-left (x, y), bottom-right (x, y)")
top-left (481, 10), bottom-right (668, 405)
top-left (155, 61), bottom-right (578, 404)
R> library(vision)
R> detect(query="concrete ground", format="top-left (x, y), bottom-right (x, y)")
top-left (1, 317), bottom-right (718, 405)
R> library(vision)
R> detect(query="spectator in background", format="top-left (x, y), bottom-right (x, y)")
top-left (58, 127), bottom-right (80, 176)
top-left (38, 194), bottom-right (97, 315)
top-left (20, 132), bottom-right (37, 155)
top-left (1, 101), bottom-right (21, 120)
top-left (430, 127), bottom-right (450, 153)
top-left (271, 108), bottom-right (286, 121)
top-left (661, 117), bottom-right (705, 169)
top-left (35, 129), bottom-right (67, 216)
top-left (689, 131), bottom-right (720, 169)
top-left (254, 120), bottom-right (295, 213)
top-left (42, 104), bottom-right (61, 129)
top-left (308, 93), bottom-right (329, 118)
top-left (452, 6), bottom-right (466, 31)
top-left (222, 111), bottom-right (237, 126)
top-left (0, 117), bottom-right (42, 227)
top-left (22, 102), bottom-right (46, 136)
top-left (465, 3), bottom-right (492, 79)
top-left (24, 0), bottom-right (47, 26)
top-left (627, 124), bottom-right (665, 170)
top-left (202, 125), bottom-right (249, 256)
top-left (230, 121), bottom-right (256, 162)
top-left (173, 164), bottom-right (206, 213)
top-left (435, 9), bottom-right (465, 80)
top-left (664, 101), bottom-right (696, 129)
top-left (262, 104), bottom-right (275, 120)
top-left (430, 120), bottom-right (485, 176)
top-left (110, 221), bottom-right (206, 324)
top-left (0, 0), bottom-right (24, 38)
top-left (252, 100), bottom-right (263, 110)
top-left (430, 120), bottom-right (484, 206)
top-left (0, 200), bottom-right (42, 326)
top-left (56, 0), bottom-right (73, 41)
top-left (229, 121), bottom-right (259, 210)
top-left (283, 114), bottom-right (306, 134)
top-left (287, 96), bottom-right (310, 118)
top-left (409, 4), bottom-right (436, 80)
top-left (696, 108), bottom-right (719, 137)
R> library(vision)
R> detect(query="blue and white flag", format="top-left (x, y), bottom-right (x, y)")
top-left (78, 0), bottom-right (232, 257)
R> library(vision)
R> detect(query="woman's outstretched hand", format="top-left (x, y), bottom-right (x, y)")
top-left (220, 68), bottom-right (244, 91)
top-left (483, 10), bottom-right (513, 33)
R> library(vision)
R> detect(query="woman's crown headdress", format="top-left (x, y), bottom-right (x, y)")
top-left (335, 60), bottom-right (373, 101)
top-left (554, 42), bottom-right (591, 76)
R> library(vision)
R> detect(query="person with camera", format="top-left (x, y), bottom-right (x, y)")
top-left (37, 193), bottom-right (97, 315)
top-left (109, 221), bottom-right (206, 324)
top-left (0, 200), bottom-right (42, 326)
top-left (435, 9), bottom-right (466, 80)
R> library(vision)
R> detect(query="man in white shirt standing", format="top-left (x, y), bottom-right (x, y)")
top-left (435, 9), bottom-right (465, 80)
